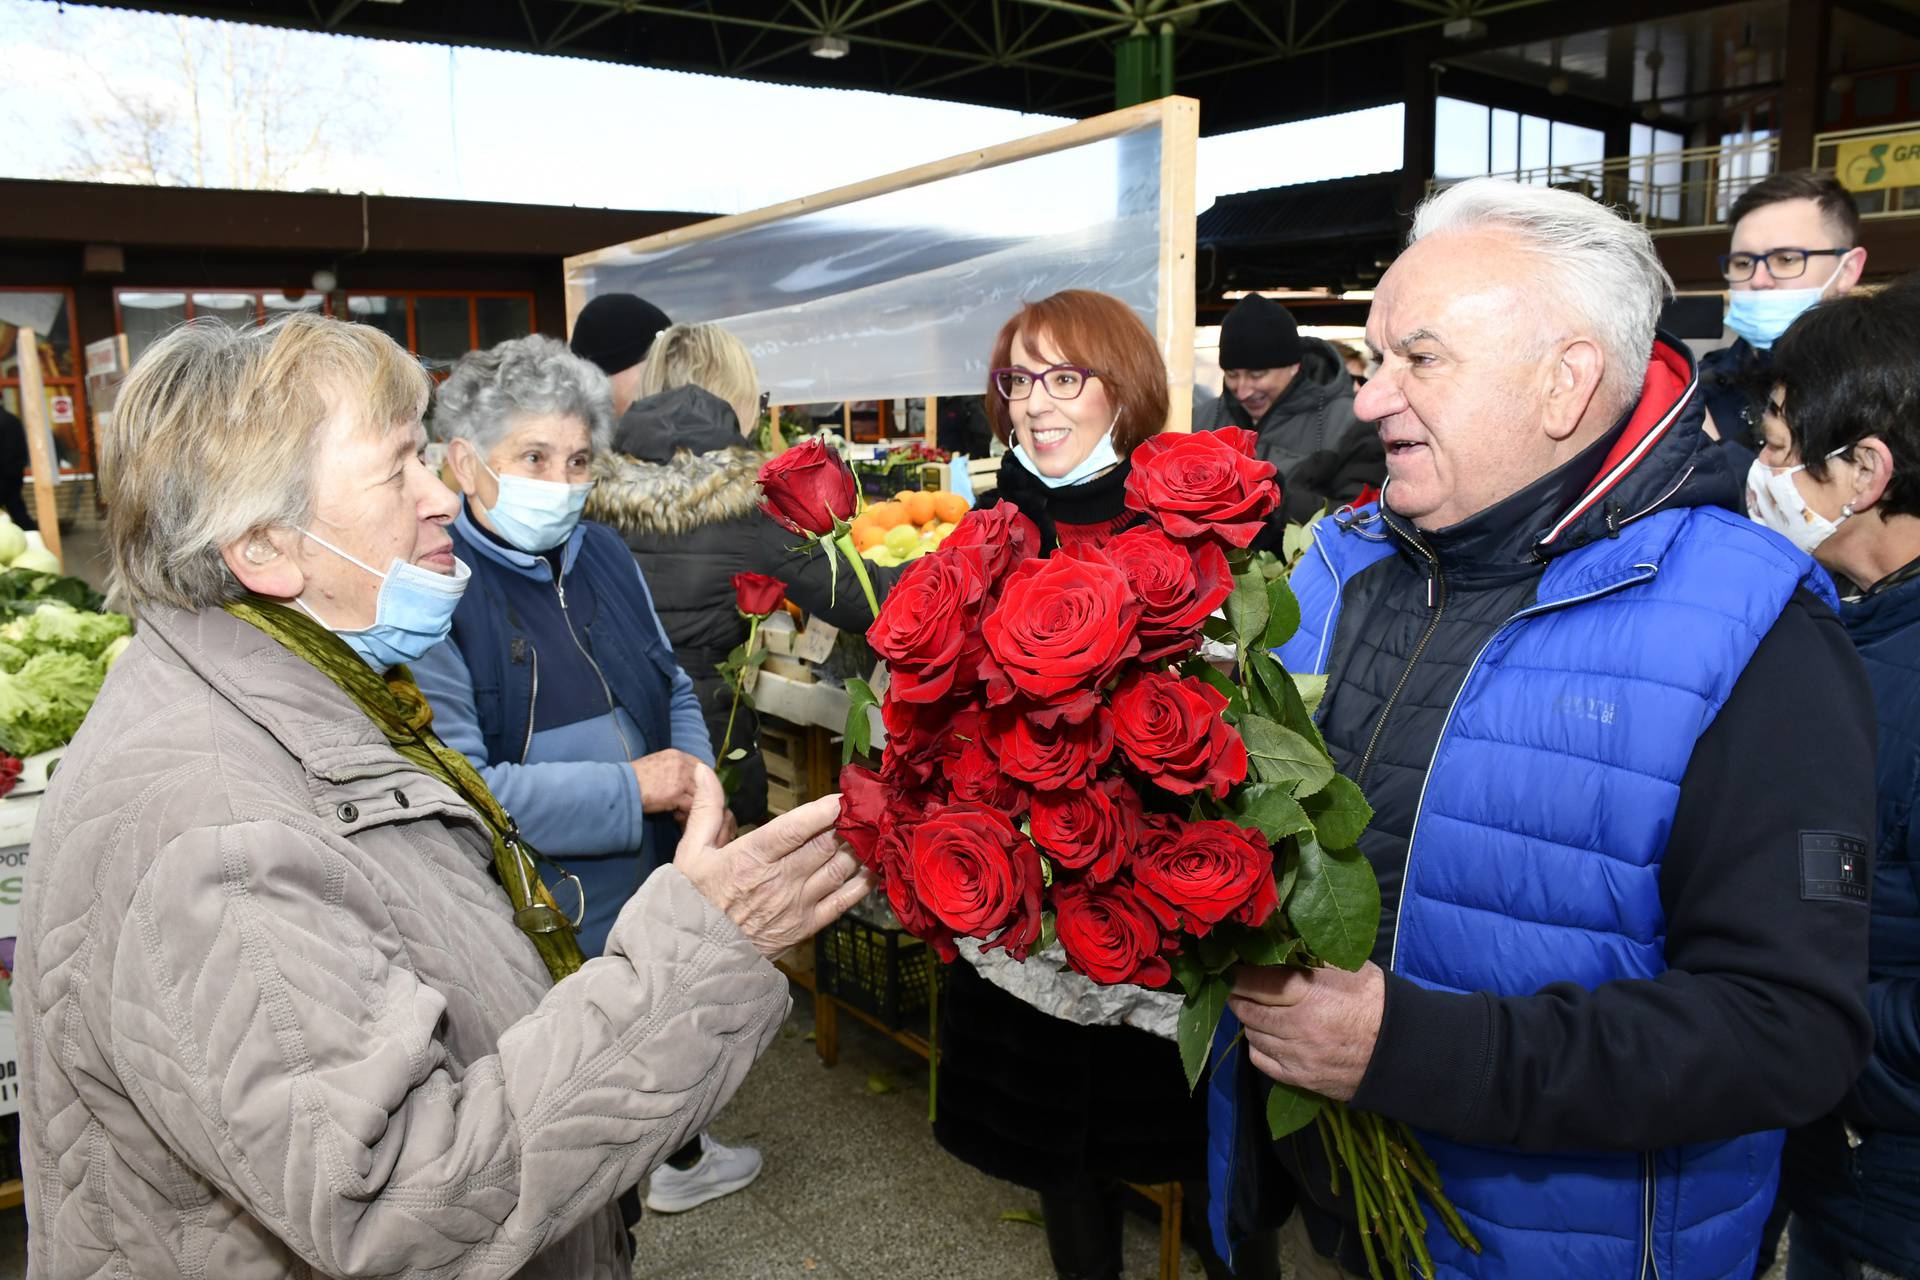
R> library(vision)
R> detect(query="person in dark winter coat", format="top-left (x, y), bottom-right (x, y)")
top-left (934, 288), bottom-right (1279, 1280)
top-left (1209, 179), bottom-right (1874, 1280)
top-left (1755, 276), bottom-right (1920, 1280)
top-left (1199, 294), bottom-right (1383, 524)
top-left (587, 326), bottom-right (887, 825)
top-left (1699, 170), bottom-right (1866, 476)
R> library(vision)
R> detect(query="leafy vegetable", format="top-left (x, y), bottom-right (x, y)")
top-left (0, 569), bottom-right (105, 617)
top-left (0, 602), bottom-right (132, 664)
top-left (0, 651), bottom-right (107, 757)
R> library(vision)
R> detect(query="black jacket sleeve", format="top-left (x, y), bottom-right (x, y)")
top-left (1351, 588), bottom-right (1876, 1151)
top-left (744, 510), bottom-right (904, 633)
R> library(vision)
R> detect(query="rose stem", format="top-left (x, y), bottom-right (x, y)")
top-left (718, 614), bottom-right (760, 770)
top-left (834, 530), bottom-right (882, 618)
top-left (1317, 1111), bottom-right (1343, 1198)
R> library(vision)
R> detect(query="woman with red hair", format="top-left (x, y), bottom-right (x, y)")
top-left (932, 289), bottom-right (1279, 1280)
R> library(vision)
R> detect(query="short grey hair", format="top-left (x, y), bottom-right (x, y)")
top-left (1411, 178), bottom-right (1674, 413)
top-left (434, 334), bottom-right (614, 454)
top-left (102, 312), bottom-right (428, 613)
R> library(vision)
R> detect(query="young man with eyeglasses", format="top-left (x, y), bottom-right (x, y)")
top-left (1701, 171), bottom-right (1867, 468)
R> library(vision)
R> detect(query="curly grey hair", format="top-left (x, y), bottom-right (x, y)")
top-left (434, 334), bottom-right (614, 454)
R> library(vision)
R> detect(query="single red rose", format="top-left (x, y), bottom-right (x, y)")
top-left (1135, 815), bottom-right (1279, 936)
top-left (940, 503), bottom-right (1041, 584)
top-left (879, 825), bottom-right (957, 961)
top-left (1053, 876), bottom-right (1175, 987)
top-left (867, 550), bottom-right (993, 704)
top-left (1110, 669), bottom-right (1249, 799)
top-left (732, 571), bottom-right (788, 617)
top-left (985, 702), bottom-right (1114, 792)
top-left (1028, 776), bottom-right (1144, 882)
top-left (758, 439), bottom-right (859, 536)
top-left (949, 736), bottom-right (1030, 816)
top-left (906, 801), bottom-right (1044, 958)
top-left (836, 764), bottom-right (892, 873)
top-left (1087, 526), bottom-right (1233, 662)
top-left (981, 553), bottom-right (1141, 704)
top-left (1124, 428), bottom-right (1280, 548)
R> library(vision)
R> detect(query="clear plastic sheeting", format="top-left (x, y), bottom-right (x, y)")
top-left (568, 126), bottom-right (1167, 406)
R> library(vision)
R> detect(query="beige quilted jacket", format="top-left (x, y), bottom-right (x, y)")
top-left (17, 605), bottom-right (789, 1278)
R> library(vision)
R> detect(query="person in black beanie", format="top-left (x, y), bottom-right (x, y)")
top-left (570, 292), bottom-right (672, 420)
top-left (1199, 293), bottom-right (1383, 524)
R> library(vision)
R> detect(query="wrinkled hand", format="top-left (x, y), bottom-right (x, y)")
top-left (1228, 962), bottom-right (1386, 1102)
top-left (632, 749), bottom-right (711, 823)
top-left (676, 785), bottom-right (873, 958)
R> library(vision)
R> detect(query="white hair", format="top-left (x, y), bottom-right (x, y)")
top-left (1411, 178), bottom-right (1674, 413)
top-left (434, 334), bottom-right (614, 454)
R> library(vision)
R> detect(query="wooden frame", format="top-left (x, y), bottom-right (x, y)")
top-left (2, 286), bottom-right (92, 478)
top-left (564, 96), bottom-right (1199, 431)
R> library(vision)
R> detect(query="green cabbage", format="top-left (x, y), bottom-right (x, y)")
top-left (0, 602), bottom-right (132, 662)
top-left (0, 651), bottom-right (106, 757)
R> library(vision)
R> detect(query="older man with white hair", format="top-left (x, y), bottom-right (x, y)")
top-left (1206, 178), bottom-right (1877, 1279)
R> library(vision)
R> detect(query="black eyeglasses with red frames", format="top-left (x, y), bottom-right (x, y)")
top-left (993, 363), bottom-right (1103, 401)
top-left (1719, 247), bottom-right (1851, 283)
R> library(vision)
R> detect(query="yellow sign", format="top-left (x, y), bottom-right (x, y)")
top-left (1837, 131), bottom-right (1920, 191)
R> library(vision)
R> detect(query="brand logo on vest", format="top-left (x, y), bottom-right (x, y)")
top-left (1555, 693), bottom-right (1619, 725)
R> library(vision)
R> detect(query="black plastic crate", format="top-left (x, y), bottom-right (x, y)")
top-left (814, 915), bottom-right (934, 1031)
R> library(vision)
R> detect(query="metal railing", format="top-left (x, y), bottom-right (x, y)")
top-left (1813, 121), bottom-right (1920, 218)
top-left (1427, 137), bottom-right (1780, 234)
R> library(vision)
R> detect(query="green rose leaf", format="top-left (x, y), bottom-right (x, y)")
top-left (1304, 774), bottom-right (1374, 850)
top-left (1196, 928), bottom-right (1239, 975)
top-left (1225, 558), bottom-right (1271, 660)
top-left (1276, 842), bottom-right (1300, 904)
top-left (1262, 573), bottom-right (1302, 650)
top-left (1178, 971), bottom-right (1233, 1093)
top-left (1265, 1079), bottom-right (1326, 1140)
top-left (1226, 917), bottom-right (1305, 969)
top-left (1237, 714), bottom-right (1336, 798)
top-left (1170, 947), bottom-right (1207, 998)
top-left (841, 677), bottom-right (877, 764)
top-left (1292, 672), bottom-right (1327, 717)
top-left (1234, 782), bottom-right (1315, 843)
top-left (1288, 837), bottom-right (1380, 971)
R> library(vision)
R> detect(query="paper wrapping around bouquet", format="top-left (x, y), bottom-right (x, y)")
top-left (956, 936), bottom-right (1180, 1040)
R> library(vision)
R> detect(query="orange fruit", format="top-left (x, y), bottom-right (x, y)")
top-left (866, 501), bottom-right (907, 529)
top-left (850, 517), bottom-right (884, 553)
top-left (900, 491), bottom-right (936, 526)
top-left (932, 491), bottom-right (968, 523)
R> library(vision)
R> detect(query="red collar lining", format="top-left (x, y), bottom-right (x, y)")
top-left (1539, 341), bottom-right (1695, 546)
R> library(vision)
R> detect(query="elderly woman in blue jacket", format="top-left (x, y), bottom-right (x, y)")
top-left (412, 334), bottom-right (760, 1221)
top-left (1754, 275), bottom-right (1920, 1280)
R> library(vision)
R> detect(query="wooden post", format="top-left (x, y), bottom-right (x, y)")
top-left (843, 401), bottom-right (853, 439)
top-left (14, 328), bottom-right (62, 564)
top-left (1156, 97), bottom-right (1199, 433)
top-left (924, 395), bottom-right (938, 448)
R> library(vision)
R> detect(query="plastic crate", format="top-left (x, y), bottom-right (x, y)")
top-left (814, 915), bottom-right (934, 1031)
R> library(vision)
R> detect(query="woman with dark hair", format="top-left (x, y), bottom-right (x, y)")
top-left (1753, 274), bottom-right (1920, 1280)
top-left (934, 289), bottom-right (1278, 1280)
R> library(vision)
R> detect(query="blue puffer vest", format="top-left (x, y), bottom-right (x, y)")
top-left (1209, 499), bottom-right (1834, 1279)
top-left (448, 519), bottom-right (684, 875)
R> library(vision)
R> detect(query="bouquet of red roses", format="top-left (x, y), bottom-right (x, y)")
top-left (835, 428), bottom-right (1475, 1280)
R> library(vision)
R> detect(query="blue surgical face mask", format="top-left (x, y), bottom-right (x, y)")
top-left (472, 451), bottom-right (592, 553)
top-left (1011, 414), bottom-right (1122, 490)
top-left (296, 529), bottom-right (471, 669)
top-left (1725, 261), bottom-right (1845, 350)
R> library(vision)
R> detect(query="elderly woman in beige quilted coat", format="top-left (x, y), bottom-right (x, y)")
top-left (15, 313), bottom-right (870, 1278)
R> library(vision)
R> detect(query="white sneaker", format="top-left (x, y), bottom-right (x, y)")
top-left (642, 1134), bottom-right (763, 1214)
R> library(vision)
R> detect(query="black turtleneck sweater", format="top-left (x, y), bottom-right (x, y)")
top-left (1275, 425), bottom-right (1876, 1269)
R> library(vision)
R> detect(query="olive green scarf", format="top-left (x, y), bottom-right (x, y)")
top-left (224, 596), bottom-right (586, 982)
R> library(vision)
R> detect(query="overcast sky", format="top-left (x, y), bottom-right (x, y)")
top-left (0, 0), bottom-right (1402, 215)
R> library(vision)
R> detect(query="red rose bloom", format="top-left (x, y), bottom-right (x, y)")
top-left (732, 572), bottom-right (788, 617)
top-left (880, 699), bottom-right (976, 787)
top-left (1135, 815), bottom-right (1279, 936)
top-left (982, 554), bottom-right (1140, 704)
top-left (836, 764), bottom-right (892, 873)
top-left (868, 550), bottom-right (993, 704)
top-left (758, 439), bottom-right (859, 536)
top-left (1110, 670), bottom-right (1249, 799)
top-left (985, 702), bottom-right (1114, 792)
top-left (1124, 427), bottom-right (1280, 548)
top-left (949, 736), bottom-right (1030, 816)
top-left (1053, 876), bottom-right (1176, 987)
top-left (941, 503), bottom-right (1041, 584)
top-left (906, 802), bottom-right (1044, 958)
top-left (1089, 526), bottom-right (1233, 662)
top-left (1028, 776), bottom-right (1143, 882)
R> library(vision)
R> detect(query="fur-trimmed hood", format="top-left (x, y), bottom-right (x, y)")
top-left (587, 445), bottom-right (765, 539)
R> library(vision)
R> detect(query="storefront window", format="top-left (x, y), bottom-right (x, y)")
top-left (1, 288), bottom-right (92, 474)
top-left (477, 295), bottom-right (534, 349)
top-left (414, 296), bottom-right (473, 367)
top-left (192, 292), bottom-right (258, 329)
top-left (347, 295), bottom-right (411, 349)
top-left (118, 292), bottom-right (190, 367)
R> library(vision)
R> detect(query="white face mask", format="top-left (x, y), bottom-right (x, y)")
top-left (1746, 449), bottom-right (1854, 554)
